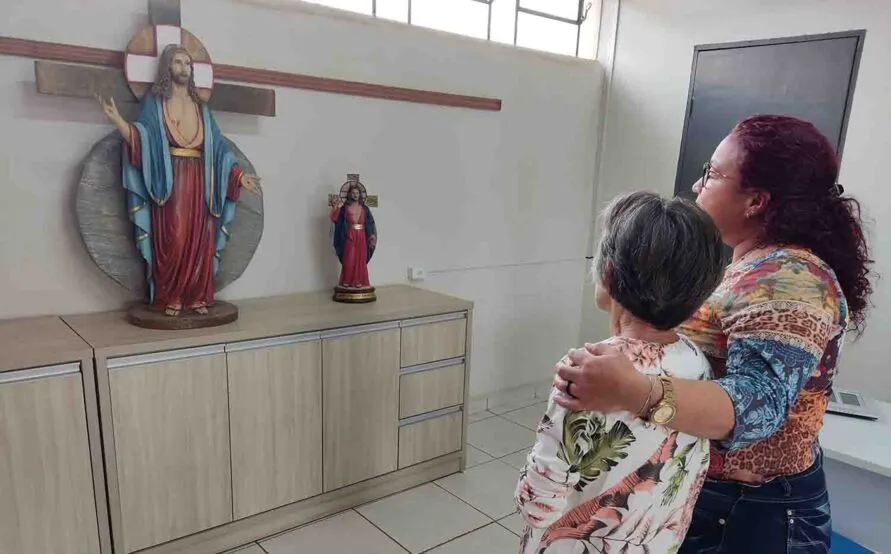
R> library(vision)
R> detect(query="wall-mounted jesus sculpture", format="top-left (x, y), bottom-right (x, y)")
top-left (96, 44), bottom-right (262, 322)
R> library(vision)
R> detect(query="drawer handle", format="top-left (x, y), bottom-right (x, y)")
top-left (400, 357), bottom-right (465, 375)
top-left (0, 363), bottom-right (81, 385)
top-left (399, 405), bottom-right (463, 427)
top-left (226, 332), bottom-right (321, 353)
top-left (400, 312), bottom-right (467, 328)
top-left (107, 344), bottom-right (225, 370)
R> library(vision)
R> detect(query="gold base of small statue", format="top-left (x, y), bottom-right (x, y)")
top-left (333, 286), bottom-right (377, 304)
top-left (127, 301), bottom-right (239, 330)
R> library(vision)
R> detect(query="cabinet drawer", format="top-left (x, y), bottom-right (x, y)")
top-left (399, 362), bottom-right (465, 419)
top-left (400, 314), bottom-right (467, 367)
top-left (398, 411), bottom-right (463, 468)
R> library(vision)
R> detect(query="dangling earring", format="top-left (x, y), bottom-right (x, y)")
top-left (745, 209), bottom-right (755, 219)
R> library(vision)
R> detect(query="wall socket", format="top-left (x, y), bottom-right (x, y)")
top-left (408, 267), bottom-right (426, 281)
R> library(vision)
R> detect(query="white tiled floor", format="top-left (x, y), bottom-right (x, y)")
top-left (228, 407), bottom-right (544, 554)
top-left (467, 415), bottom-right (535, 457)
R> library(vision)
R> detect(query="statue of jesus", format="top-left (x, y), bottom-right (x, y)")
top-left (96, 44), bottom-right (261, 317)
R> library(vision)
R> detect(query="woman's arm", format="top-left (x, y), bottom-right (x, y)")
top-left (557, 299), bottom-right (836, 448)
top-left (554, 346), bottom-right (736, 441)
top-left (516, 377), bottom-right (579, 528)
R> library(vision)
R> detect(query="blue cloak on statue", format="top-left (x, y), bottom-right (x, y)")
top-left (334, 203), bottom-right (376, 263)
top-left (121, 93), bottom-right (239, 302)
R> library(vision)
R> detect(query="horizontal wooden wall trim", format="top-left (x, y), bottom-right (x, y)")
top-left (1, 36), bottom-right (502, 112)
top-left (35, 61), bottom-right (277, 117)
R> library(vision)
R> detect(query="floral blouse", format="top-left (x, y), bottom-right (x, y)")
top-left (515, 337), bottom-right (711, 554)
top-left (680, 247), bottom-right (847, 483)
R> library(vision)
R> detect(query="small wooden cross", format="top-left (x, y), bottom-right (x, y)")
top-left (329, 193), bottom-right (378, 208)
top-left (33, 0), bottom-right (276, 118)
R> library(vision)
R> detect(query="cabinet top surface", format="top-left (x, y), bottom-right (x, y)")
top-left (0, 316), bottom-right (92, 372)
top-left (63, 285), bottom-right (473, 357)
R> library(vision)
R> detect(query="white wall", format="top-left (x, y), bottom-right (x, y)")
top-left (0, 0), bottom-right (603, 396)
top-left (588, 0), bottom-right (891, 400)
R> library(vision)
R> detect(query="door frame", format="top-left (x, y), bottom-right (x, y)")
top-left (673, 29), bottom-right (867, 196)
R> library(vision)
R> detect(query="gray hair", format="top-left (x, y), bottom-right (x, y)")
top-left (594, 191), bottom-right (725, 330)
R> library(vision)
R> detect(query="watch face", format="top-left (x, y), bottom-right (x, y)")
top-left (653, 405), bottom-right (676, 424)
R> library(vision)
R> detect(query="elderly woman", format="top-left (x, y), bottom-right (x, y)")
top-left (516, 191), bottom-right (725, 553)
top-left (555, 115), bottom-right (874, 553)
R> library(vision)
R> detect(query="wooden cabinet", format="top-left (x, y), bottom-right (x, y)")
top-left (322, 325), bottom-right (401, 491)
top-left (108, 347), bottom-right (232, 553)
top-left (227, 334), bottom-right (323, 519)
top-left (0, 364), bottom-right (100, 554)
top-left (399, 410), bottom-right (464, 469)
top-left (401, 314), bottom-right (467, 367)
top-left (62, 286), bottom-right (473, 554)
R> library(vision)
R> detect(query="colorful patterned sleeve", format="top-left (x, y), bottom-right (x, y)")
top-left (715, 256), bottom-right (841, 450)
top-left (515, 383), bottom-right (579, 531)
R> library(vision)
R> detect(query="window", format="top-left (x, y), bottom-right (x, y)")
top-left (301, 0), bottom-right (600, 59)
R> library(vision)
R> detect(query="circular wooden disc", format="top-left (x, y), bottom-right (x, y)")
top-left (127, 301), bottom-right (238, 330)
top-left (125, 25), bottom-right (214, 102)
top-left (76, 132), bottom-right (264, 300)
top-left (333, 287), bottom-right (377, 304)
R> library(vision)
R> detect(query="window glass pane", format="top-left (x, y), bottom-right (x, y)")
top-left (516, 11), bottom-right (578, 56)
top-left (376, 0), bottom-right (409, 22)
top-left (489, 0), bottom-right (516, 45)
top-left (519, 0), bottom-right (580, 21)
top-left (303, 0), bottom-right (372, 15)
top-left (411, 0), bottom-right (489, 40)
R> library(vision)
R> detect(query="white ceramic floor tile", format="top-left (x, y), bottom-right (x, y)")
top-left (260, 510), bottom-right (405, 554)
top-left (465, 445), bottom-right (494, 468)
top-left (468, 410), bottom-right (496, 423)
top-left (499, 449), bottom-right (529, 471)
top-left (488, 388), bottom-right (540, 415)
top-left (356, 483), bottom-right (489, 554)
top-left (436, 459), bottom-right (521, 519)
top-left (427, 523), bottom-right (520, 554)
top-left (501, 403), bottom-right (548, 430)
top-left (467, 416), bottom-right (535, 457)
top-left (497, 512), bottom-right (526, 537)
top-left (224, 544), bottom-right (265, 554)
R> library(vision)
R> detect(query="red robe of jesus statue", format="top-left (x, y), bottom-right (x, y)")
top-left (127, 104), bottom-right (243, 312)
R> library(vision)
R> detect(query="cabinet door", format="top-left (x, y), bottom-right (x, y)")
top-left (228, 337), bottom-right (323, 519)
top-left (109, 350), bottom-right (231, 553)
top-left (0, 364), bottom-right (100, 554)
top-left (323, 327), bottom-right (400, 491)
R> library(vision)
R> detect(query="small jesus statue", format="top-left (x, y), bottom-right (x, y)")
top-left (330, 174), bottom-right (377, 303)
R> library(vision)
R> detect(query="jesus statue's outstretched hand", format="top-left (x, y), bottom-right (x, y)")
top-left (95, 94), bottom-right (130, 139)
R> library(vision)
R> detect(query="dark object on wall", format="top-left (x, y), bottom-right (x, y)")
top-left (674, 30), bottom-right (866, 200)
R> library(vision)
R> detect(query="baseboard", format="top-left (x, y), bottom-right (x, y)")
top-left (469, 379), bottom-right (552, 414)
top-left (139, 453), bottom-right (462, 554)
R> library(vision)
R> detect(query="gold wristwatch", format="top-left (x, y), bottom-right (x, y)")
top-left (647, 376), bottom-right (677, 425)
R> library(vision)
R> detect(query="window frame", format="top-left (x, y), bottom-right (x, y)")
top-left (320, 0), bottom-right (596, 58)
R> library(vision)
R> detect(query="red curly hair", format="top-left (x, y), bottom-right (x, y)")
top-left (732, 114), bottom-right (874, 334)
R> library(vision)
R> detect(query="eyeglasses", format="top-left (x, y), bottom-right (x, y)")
top-left (700, 161), bottom-right (733, 189)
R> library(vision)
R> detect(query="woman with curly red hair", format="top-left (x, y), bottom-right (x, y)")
top-left (553, 115), bottom-right (874, 553)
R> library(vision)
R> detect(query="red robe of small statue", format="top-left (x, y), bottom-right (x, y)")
top-left (330, 182), bottom-right (377, 298)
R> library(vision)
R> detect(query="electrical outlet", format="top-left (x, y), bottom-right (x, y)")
top-left (408, 267), bottom-right (426, 281)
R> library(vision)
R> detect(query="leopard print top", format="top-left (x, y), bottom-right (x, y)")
top-left (680, 247), bottom-right (847, 483)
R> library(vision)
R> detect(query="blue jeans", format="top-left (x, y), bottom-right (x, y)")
top-left (680, 453), bottom-right (831, 553)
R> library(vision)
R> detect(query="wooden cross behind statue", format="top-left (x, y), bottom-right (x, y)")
top-left (34, 0), bottom-right (276, 118)
top-left (21, 0), bottom-right (501, 116)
